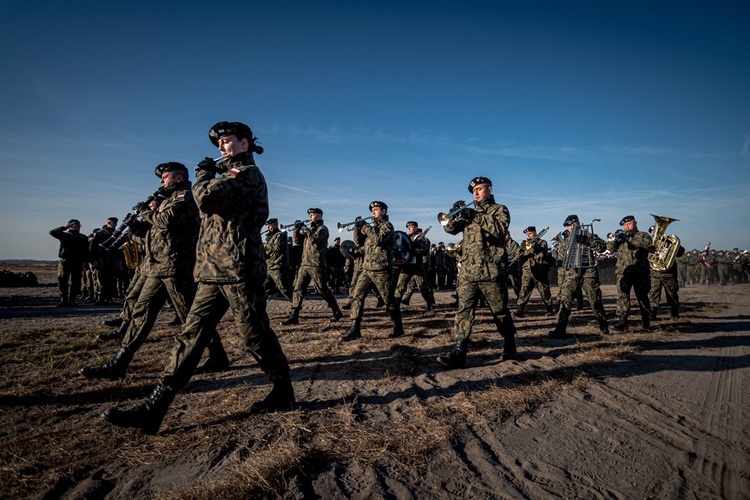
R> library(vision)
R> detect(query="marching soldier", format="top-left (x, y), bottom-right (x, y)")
top-left (80, 162), bottom-right (230, 379)
top-left (340, 201), bottom-right (404, 341)
top-left (281, 208), bottom-right (343, 325)
top-left (89, 218), bottom-right (119, 305)
top-left (101, 121), bottom-right (294, 434)
top-left (436, 177), bottom-right (517, 368)
top-left (548, 215), bottom-right (609, 338)
top-left (263, 218), bottom-right (293, 301)
top-left (607, 215), bottom-right (652, 331)
top-left (49, 219), bottom-right (89, 307)
top-left (514, 226), bottom-right (554, 317)
top-left (648, 225), bottom-right (685, 319)
top-left (395, 222), bottom-right (435, 312)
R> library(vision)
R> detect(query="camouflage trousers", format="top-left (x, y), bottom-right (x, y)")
top-left (265, 268), bottom-right (293, 301)
top-left (291, 265), bottom-right (338, 311)
top-left (121, 275), bottom-right (226, 361)
top-left (648, 270), bottom-right (679, 310)
top-left (557, 267), bottom-right (607, 324)
top-left (162, 281), bottom-right (290, 391)
top-left (395, 266), bottom-right (434, 305)
top-left (516, 267), bottom-right (552, 308)
top-left (57, 259), bottom-right (83, 301)
top-left (351, 269), bottom-right (398, 320)
top-left (615, 270), bottom-right (651, 318)
top-left (454, 278), bottom-right (516, 341)
top-left (119, 269), bottom-right (147, 321)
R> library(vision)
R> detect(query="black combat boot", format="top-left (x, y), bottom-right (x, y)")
top-left (436, 339), bottom-right (469, 369)
top-left (548, 320), bottom-right (570, 339)
top-left (194, 337), bottom-right (231, 375)
top-left (56, 292), bottom-right (69, 307)
top-left (329, 305), bottom-right (344, 322)
top-left (545, 304), bottom-right (555, 316)
top-left (649, 307), bottom-right (658, 320)
top-left (425, 300), bottom-right (435, 313)
top-left (249, 376), bottom-right (296, 414)
top-left (341, 300), bottom-right (352, 310)
top-left (597, 317), bottom-right (610, 335)
top-left (281, 307), bottom-right (300, 326)
top-left (80, 348), bottom-right (133, 380)
top-left (502, 334), bottom-right (517, 361)
top-left (97, 320), bottom-right (130, 342)
top-left (670, 305), bottom-right (679, 318)
top-left (102, 317), bottom-right (123, 327)
top-left (340, 319), bottom-right (362, 341)
top-left (102, 384), bottom-right (175, 435)
top-left (167, 315), bottom-right (181, 326)
top-left (387, 310), bottom-right (405, 339)
top-left (612, 316), bottom-right (628, 332)
top-left (513, 304), bottom-right (525, 318)
top-left (641, 311), bottom-right (651, 331)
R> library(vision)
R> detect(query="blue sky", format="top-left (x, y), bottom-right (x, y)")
top-left (1, 1), bottom-right (748, 260)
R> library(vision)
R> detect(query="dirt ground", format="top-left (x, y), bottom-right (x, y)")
top-left (1, 261), bottom-right (748, 499)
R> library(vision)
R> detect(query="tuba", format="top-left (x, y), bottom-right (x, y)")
top-left (648, 214), bottom-right (680, 271)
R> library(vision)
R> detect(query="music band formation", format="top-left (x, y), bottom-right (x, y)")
top-left (48, 120), bottom-right (750, 435)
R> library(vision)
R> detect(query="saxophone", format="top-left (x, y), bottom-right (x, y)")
top-left (121, 238), bottom-right (141, 270)
top-left (648, 214), bottom-right (680, 271)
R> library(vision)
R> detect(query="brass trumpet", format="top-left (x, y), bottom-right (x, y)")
top-left (437, 201), bottom-right (475, 226)
top-left (337, 216), bottom-right (373, 232)
top-left (446, 240), bottom-right (463, 258)
top-left (280, 220), bottom-right (310, 232)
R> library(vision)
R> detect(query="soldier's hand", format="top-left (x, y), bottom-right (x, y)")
top-left (355, 218), bottom-right (368, 229)
top-left (196, 157), bottom-right (219, 177)
top-left (574, 233), bottom-right (588, 244)
top-left (452, 200), bottom-right (466, 211)
top-left (459, 207), bottom-right (476, 222)
top-left (132, 201), bottom-right (146, 213)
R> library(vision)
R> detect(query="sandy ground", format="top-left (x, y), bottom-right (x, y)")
top-left (0, 261), bottom-right (748, 499)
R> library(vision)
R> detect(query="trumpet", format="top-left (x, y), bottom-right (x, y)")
top-left (193, 156), bottom-right (227, 174)
top-left (607, 229), bottom-right (626, 242)
top-left (337, 216), bottom-right (373, 232)
top-left (446, 240), bottom-right (463, 258)
top-left (437, 201), bottom-right (475, 226)
top-left (280, 220), bottom-right (310, 232)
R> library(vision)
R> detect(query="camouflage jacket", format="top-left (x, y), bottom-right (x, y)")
top-left (49, 227), bottom-right (89, 262)
top-left (607, 229), bottom-right (652, 274)
top-left (137, 180), bottom-right (199, 277)
top-left (293, 221), bottom-right (329, 269)
top-left (264, 229), bottom-right (289, 271)
top-left (354, 215), bottom-right (394, 272)
top-left (519, 239), bottom-right (551, 273)
top-left (405, 234), bottom-right (430, 270)
top-left (444, 196), bottom-right (509, 282)
top-left (193, 152), bottom-right (269, 283)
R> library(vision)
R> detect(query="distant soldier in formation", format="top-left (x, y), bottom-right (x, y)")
top-left (437, 177), bottom-right (517, 368)
top-left (607, 215), bottom-right (652, 332)
top-left (49, 219), bottom-right (89, 307)
top-left (263, 218), bottom-right (293, 301)
top-left (327, 237), bottom-right (346, 295)
top-left (548, 215), bottom-right (609, 338)
top-left (395, 221), bottom-right (435, 313)
top-left (340, 201), bottom-right (404, 341)
top-left (514, 226), bottom-right (554, 317)
top-left (281, 208), bottom-right (343, 326)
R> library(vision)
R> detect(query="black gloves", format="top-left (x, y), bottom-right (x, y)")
top-left (574, 233), bottom-right (588, 244)
top-left (196, 157), bottom-right (221, 177)
top-left (354, 216), bottom-right (368, 229)
top-left (132, 201), bottom-right (146, 213)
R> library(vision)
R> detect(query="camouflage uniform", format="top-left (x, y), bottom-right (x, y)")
top-left (514, 237), bottom-right (553, 315)
top-left (160, 152), bottom-right (290, 391)
top-left (286, 218), bottom-right (342, 321)
top-left (443, 195), bottom-right (516, 351)
top-left (396, 230), bottom-right (435, 310)
top-left (676, 252), bottom-right (689, 287)
top-left (715, 251), bottom-right (731, 286)
top-left (648, 245), bottom-right (685, 318)
top-left (49, 224), bottom-right (89, 305)
top-left (264, 228), bottom-right (293, 301)
top-left (607, 228), bottom-right (652, 329)
top-left (551, 228), bottom-right (609, 335)
top-left (345, 213), bottom-right (404, 338)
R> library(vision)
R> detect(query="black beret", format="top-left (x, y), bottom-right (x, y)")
top-left (307, 207), bottom-right (323, 214)
top-left (154, 162), bottom-right (188, 178)
top-left (369, 200), bottom-right (388, 211)
top-left (523, 226), bottom-right (536, 233)
top-left (68, 219), bottom-right (81, 226)
top-left (563, 214), bottom-right (579, 226)
top-left (468, 176), bottom-right (492, 193)
top-left (266, 218), bottom-right (278, 225)
top-left (406, 221), bottom-right (418, 228)
top-left (107, 217), bottom-right (118, 223)
top-left (208, 121), bottom-right (253, 147)
top-left (619, 215), bottom-right (635, 226)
